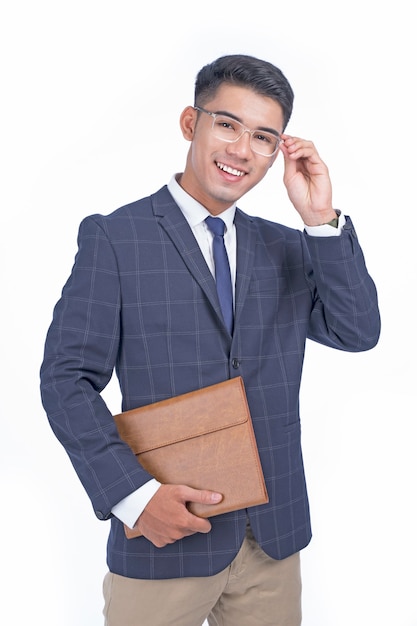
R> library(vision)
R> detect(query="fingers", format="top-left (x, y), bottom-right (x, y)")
top-left (137, 484), bottom-right (223, 548)
top-left (280, 134), bottom-right (322, 163)
top-left (178, 485), bottom-right (223, 534)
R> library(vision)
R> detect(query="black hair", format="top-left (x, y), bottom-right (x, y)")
top-left (194, 54), bottom-right (294, 130)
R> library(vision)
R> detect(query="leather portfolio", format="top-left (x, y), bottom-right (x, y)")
top-left (113, 376), bottom-right (268, 539)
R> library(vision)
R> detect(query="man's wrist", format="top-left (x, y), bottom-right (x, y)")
top-left (111, 479), bottom-right (161, 528)
top-left (303, 209), bottom-right (339, 227)
top-left (304, 211), bottom-right (345, 238)
top-left (322, 209), bottom-right (341, 228)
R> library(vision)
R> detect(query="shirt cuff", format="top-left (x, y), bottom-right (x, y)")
top-left (304, 213), bottom-right (346, 237)
top-left (111, 479), bottom-right (161, 528)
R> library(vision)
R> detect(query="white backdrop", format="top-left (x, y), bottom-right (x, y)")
top-left (1, 1), bottom-right (416, 625)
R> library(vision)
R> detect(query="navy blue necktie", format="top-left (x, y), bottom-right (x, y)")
top-left (205, 216), bottom-right (234, 335)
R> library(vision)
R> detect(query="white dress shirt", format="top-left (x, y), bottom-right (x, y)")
top-left (111, 174), bottom-right (345, 528)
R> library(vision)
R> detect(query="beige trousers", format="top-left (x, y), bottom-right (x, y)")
top-left (103, 524), bottom-right (302, 626)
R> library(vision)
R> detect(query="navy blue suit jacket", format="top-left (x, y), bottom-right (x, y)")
top-left (40, 185), bottom-right (380, 579)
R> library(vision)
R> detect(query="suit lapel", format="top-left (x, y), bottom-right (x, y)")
top-left (151, 187), bottom-right (224, 326)
top-left (151, 187), bottom-right (257, 335)
top-left (234, 209), bottom-right (256, 327)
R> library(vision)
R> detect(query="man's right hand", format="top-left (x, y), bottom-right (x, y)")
top-left (134, 484), bottom-right (223, 547)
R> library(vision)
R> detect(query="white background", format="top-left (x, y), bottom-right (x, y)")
top-left (1, 1), bottom-right (416, 624)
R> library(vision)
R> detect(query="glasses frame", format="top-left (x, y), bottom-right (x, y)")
top-left (194, 106), bottom-right (282, 157)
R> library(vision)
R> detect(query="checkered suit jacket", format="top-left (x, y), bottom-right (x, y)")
top-left (40, 185), bottom-right (380, 579)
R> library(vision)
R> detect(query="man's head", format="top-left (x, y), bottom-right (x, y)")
top-left (179, 55), bottom-right (294, 215)
top-left (194, 54), bottom-right (294, 131)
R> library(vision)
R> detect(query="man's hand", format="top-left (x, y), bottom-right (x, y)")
top-left (134, 484), bottom-right (223, 548)
top-left (280, 135), bottom-right (336, 226)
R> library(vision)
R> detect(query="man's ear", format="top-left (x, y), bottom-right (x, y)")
top-left (179, 106), bottom-right (197, 141)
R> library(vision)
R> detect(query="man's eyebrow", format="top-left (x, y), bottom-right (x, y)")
top-left (213, 109), bottom-right (281, 137)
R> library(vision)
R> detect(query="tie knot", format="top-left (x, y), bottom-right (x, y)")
top-left (205, 216), bottom-right (226, 238)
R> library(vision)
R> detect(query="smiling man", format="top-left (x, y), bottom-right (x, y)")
top-left (40, 54), bottom-right (380, 626)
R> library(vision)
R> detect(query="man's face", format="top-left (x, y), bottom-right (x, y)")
top-left (179, 84), bottom-right (284, 215)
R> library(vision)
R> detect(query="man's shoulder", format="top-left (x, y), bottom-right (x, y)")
top-left (235, 208), bottom-right (302, 242)
top-left (104, 184), bottom-right (171, 220)
top-left (79, 185), bottom-right (171, 231)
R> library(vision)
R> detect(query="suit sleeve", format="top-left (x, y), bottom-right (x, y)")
top-left (302, 216), bottom-right (381, 351)
top-left (40, 215), bottom-right (153, 521)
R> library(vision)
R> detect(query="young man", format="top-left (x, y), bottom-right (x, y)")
top-left (40, 54), bottom-right (380, 625)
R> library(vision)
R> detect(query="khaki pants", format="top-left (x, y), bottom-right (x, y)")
top-left (103, 525), bottom-right (302, 626)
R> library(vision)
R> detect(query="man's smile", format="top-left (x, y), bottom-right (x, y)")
top-left (216, 161), bottom-right (246, 177)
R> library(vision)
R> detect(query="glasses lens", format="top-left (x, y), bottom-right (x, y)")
top-left (250, 131), bottom-right (280, 156)
top-left (211, 114), bottom-right (279, 156)
top-left (211, 115), bottom-right (242, 142)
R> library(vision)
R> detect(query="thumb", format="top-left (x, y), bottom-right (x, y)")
top-left (186, 487), bottom-right (223, 506)
top-left (279, 145), bottom-right (297, 185)
top-left (280, 141), bottom-right (296, 173)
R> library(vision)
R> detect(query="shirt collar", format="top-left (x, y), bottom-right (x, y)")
top-left (168, 174), bottom-right (236, 232)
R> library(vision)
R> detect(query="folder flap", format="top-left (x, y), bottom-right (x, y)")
top-left (114, 377), bottom-right (249, 455)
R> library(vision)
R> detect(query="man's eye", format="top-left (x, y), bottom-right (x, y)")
top-left (255, 133), bottom-right (272, 144)
top-left (218, 120), bottom-right (235, 130)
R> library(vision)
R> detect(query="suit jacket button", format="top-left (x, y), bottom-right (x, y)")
top-left (95, 510), bottom-right (105, 520)
top-left (232, 358), bottom-right (240, 369)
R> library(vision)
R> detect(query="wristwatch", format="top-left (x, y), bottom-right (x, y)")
top-left (325, 209), bottom-right (341, 228)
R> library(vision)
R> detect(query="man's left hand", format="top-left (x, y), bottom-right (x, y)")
top-left (279, 135), bottom-right (336, 226)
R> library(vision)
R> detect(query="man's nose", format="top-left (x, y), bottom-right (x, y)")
top-left (226, 130), bottom-right (252, 157)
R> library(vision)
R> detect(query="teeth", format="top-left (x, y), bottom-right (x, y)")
top-left (217, 162), bottom-right (245, 177)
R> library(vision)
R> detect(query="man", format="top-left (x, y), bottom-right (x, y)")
top-left (40, 54), bottom-right (380, 625)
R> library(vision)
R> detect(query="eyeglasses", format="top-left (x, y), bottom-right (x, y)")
top-left (194, 106), bottom-right (282, 157)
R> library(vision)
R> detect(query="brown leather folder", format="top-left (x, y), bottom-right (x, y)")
top-left (113, 377), bottom-right (268, 539)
